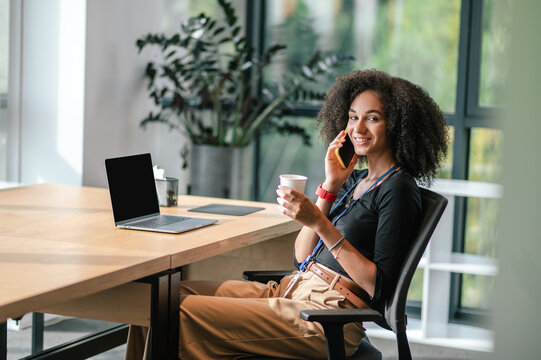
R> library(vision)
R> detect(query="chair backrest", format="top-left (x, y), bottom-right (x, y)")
top-left (382, 188), bottom-right (448, 334)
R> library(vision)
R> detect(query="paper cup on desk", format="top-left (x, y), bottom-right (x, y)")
top-left (279, 174), bottom-right (307, 194)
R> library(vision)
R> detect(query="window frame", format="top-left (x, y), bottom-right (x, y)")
top-left (449, 0), bottom-right (501, 326)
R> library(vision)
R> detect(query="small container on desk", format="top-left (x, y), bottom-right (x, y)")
top-left (155, 177), bottom-right (179, 207)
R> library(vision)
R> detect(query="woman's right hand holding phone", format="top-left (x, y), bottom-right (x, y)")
top-left (323, 130), bottom-right (358, 194)
top-left (291, 130), bottom-right (357, 263)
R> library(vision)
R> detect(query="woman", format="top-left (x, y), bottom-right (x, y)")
top-left (125, 69), bottom-right (448, 359)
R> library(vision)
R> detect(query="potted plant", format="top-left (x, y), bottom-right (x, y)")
top-left (136, 0), bottom-right (352, 199)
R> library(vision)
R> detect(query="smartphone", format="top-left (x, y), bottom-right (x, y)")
top-left (335, 129), bottom-right (355, 169)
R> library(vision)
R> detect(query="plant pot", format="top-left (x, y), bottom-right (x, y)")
top-left (188, 143), bottom-right (254, 200)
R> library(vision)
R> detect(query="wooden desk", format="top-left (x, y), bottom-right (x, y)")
top-left (0, 184), bottom-right (301, 359)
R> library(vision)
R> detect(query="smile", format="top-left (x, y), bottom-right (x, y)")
top-left (354, 137), bottom-right (371, 144)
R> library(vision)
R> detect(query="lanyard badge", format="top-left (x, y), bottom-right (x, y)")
top-left (282, 271), bottom-right (303, 298)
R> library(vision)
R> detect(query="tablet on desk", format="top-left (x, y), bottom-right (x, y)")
top-left (188, 203), bottom-right (265, 216)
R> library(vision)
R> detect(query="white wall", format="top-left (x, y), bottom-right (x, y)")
top-left (11, 0), bottom-right (85, 185)
top-left (9, 0), bottom-right (190, 188)
top-left (493, 1), bottom-right (541, 359)
top-left (82, 0), bottom-right (188, 189)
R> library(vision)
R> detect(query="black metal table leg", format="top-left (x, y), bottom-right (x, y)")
top-left (1, 321), bottom-right (7, 360)
top-left (32, 313), bottom-right (44, 354)
top-left (20, 324), bottom-right (128, 360)
top-left (168, 271), bottom-right (180, 358)
top-left (6, 268), bottom-right (181, 360)
top-left (147, 268), bottom-right (181, 360)
top-left (149, 273), bottom-right (169, 359)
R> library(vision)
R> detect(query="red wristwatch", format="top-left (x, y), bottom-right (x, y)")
top-left (316, 184), bottom-right (337, 202)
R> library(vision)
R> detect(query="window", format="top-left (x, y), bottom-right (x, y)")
top-left (461, 274), bottom-right (496, 311)
top-left (451, 0), bottom-right (508, 326)
top-left (0, 0), bottom-right (9, 181)
top-left (465, 127), bottom-right (502, 258)
top-left (439, 126), bottom-right (454, 180)
top-left (266, 0), bottom-right (461, 113)
top-left (407, 268), bottom-right (424, 302)
top-left (479, 0), bottom-right (511, 107)
top-left (455, 128), bottom-right (502, 323)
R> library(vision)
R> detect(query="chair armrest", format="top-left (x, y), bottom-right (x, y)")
top-left (300, 308), bottom-right (383, 325)
top-left (301, 309), bottom-right (384, 360)
top-left (242, 270), bottom-right (292, 283)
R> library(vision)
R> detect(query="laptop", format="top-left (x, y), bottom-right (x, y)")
top-left (105, 153), bottom-right (218, 234)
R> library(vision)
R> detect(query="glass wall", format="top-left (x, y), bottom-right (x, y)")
top-left (479, 0), bottom-right (510, 107)
top-left (265, 0), bottom-right (460, 113)
top-left (455, 0), bottom-right (508, 321)
top-left (466, 127), bottom-right (502, 258)
top-left (459, 128), bottom-right (502, 316)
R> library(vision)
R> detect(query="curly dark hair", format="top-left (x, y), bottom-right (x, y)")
top-left (317, 69), bottom-right (449, 184)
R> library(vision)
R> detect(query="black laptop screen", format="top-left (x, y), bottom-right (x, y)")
top-left (105, 153), bottom-right (160, 223)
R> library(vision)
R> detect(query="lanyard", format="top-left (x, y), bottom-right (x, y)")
top-left (298, 165), bottom-right (398, 272)
top-left (281, 165), bottom-right (398, 298)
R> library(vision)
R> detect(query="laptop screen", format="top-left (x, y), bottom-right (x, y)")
top-left (105, 153), bottom-right (160, 223)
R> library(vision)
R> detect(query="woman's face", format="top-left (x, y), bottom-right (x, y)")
top-left (347, 90), bottom-right (391, 158)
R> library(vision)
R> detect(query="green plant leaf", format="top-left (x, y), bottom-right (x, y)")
top-left (301, 65), bottom-right (313, 78)
top-left (161, 65), bottom-right (181, 89)
top-left (136, 39), bottom-right (146, 53)
top-left (149, 90), bottom-right (160, 105)
top-left (217, 0), bottom-right (237, 27)
top-left (262, 44), bottom-right (286, 63)
top-left (144, 63), bottom-right (157, 89)
top-left (213, 27), bottom-right (226, 36)
top-left (172, 92), bottom-right (185, 112)
top-left (140, 111), bottom-right (167, 128)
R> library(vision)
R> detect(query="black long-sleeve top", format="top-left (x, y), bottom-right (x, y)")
top-left (296, 169), bottom-right (421, 313)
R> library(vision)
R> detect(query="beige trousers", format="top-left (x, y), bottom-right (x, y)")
top-left (125, 270), bottom-right (366, 360)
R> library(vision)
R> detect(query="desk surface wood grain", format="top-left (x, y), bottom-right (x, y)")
top-left (0, 184), bottom-right (301, 322)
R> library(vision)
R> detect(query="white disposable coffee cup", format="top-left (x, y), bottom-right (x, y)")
top-left (279, 174), bottom-right (307, 194)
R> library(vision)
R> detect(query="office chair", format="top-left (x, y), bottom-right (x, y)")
top-left (243, 188), bottom-right (448, 360)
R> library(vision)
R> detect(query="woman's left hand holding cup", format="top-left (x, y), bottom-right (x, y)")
top-left (276, 186), bottom-right (324, 229)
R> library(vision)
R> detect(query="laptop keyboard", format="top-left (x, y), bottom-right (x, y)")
top-left (133, 215), bottom-right (189, 228)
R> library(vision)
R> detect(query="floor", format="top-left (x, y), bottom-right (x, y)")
top-left (5, 315), bottom-right (491, 360)
top-left (5, 316), bottom-right (126, 360)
